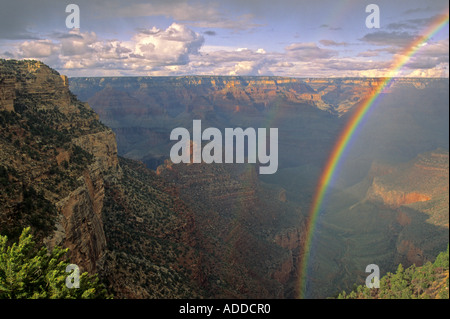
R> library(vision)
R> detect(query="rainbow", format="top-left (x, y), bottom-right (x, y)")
top-left (297, 11), bottom-right (449, 298)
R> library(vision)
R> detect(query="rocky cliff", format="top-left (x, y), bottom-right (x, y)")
top-left (71, 76), bottom-right (446, 118)
top-left (303, 77), bottom-right (448, 115)
top-left (0, 60), bottom-right (212, 298)
top-left (366, 149), bottom-right (449, 222)
top-left (156, 159), bottom-right (308, 298)
top-left (0, 59), bottom-right (120, 274)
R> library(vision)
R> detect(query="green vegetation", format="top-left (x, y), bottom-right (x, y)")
top-left (0, 227), bottom-right (109, 299)
top-left (337, 245), bottom-right (449, 299)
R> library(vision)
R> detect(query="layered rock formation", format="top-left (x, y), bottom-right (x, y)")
top-left (0, 77), bottom-right (15, 112)
top-left (0, 59), bottom-right (117, 273)
top-left (1, 60), bottom-right (311, 298)
top-left (0, 59), bottom-right (211, 298)
top-left (303, 77), bottom-right (448, 115)
top-left (69, 76), bottom-right (346, 171)
top-left (366, 149), bottom-right (449, 223)
top-left (156, 160), bottom-right (307, 298)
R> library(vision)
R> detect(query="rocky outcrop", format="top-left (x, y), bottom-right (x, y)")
top-left (49, 130), bottom-right (119, 272)
top-left (273, 223), bottom-right (308, 287)
top-left (156, 160), bottom-right (305, 298)
top-left (0, 77), bottom-right (15, 112)
top-left (0, 59), bottom-right (118, 273)
top-left (366, 150), bottom-right (448, 213)
top-left (367, 182), bottom-right (431, 208)
top-left (274, 226), bottom-right (306, 251)
top-left (73, 131), bottom-right (119, 172)
top-left (51, 169), bottom-right (107, 273)
top-left (396, 240), bottom-right (425, 266)
top-left (272, 250), bottom-right (294, 284)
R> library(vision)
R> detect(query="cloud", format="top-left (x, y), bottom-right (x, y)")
top-left (8, 23), bottom-right (205, 75)
top-left (130, 23), bottom-right (204, 66)
top-left (402, 38), bottom-right (449, 69)
top-left (0, 0), bottom-right (56, 40)
top-left (0, 51), bottom-right (15, 58)
top-left (356, 50), bottom-right (380, 57)
top-left (387, 15), bottom-right (442, 31)
top-left (274, 61), bottom-right (294, 68)
top-left (318, 24), bottom-right (342, 31)
top-left (406, 67), bottom-right (448, 77)
top-left (285, 42), bottom-right (336, 60)
top-left (403, 6), bottom-right (432, 14)
top-left (386, 22), bottom-right (418, 31)
top-left (359, 31), bottom-right (418, 48)
top-left (115, 1), bottom-right (261, 31)
top-left (60, 31), bottom-right (97, 56)
top-left (324, 58), bottom-right (391, 71)
top-left (319, 40), bottom-right (349, 47)
top-left (188, 47), bottom-right (276, 75)
top-left (19, 39), bottom-right (59, 58)
top-left (229, 61), bottom-right (261, 75)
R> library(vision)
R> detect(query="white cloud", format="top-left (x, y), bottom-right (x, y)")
top-left (19, 39), bottom-right (59, 58)
top-left (9, 23), bottom-right (205, 75)
top-left (130, 23), bottom-right (204, 66)
top-left (406, 65), bottom-right (448, 77)
top-left (4, 20), bottom-right (447, 78)
top-left (60, 31), bottom-right (97, 56)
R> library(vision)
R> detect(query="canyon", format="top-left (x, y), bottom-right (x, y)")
top-left (0, 60), bottom-right (309, 298)
top-left (69, 73), bottom-right (449, 298)
top-left (1, 59), bottom-right (448, 298)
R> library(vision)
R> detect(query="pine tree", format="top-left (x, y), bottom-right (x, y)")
top-left (0, 227), bottom-right (110, 299)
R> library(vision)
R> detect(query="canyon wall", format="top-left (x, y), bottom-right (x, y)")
top-left (0, 59), bottom-right (118, 273)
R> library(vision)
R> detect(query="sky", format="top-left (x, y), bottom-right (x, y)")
top-left (0, 0), bottom-right (448, 77)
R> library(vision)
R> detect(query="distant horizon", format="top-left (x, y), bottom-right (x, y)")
top-left (4, 57), bottom-right (450, 79)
